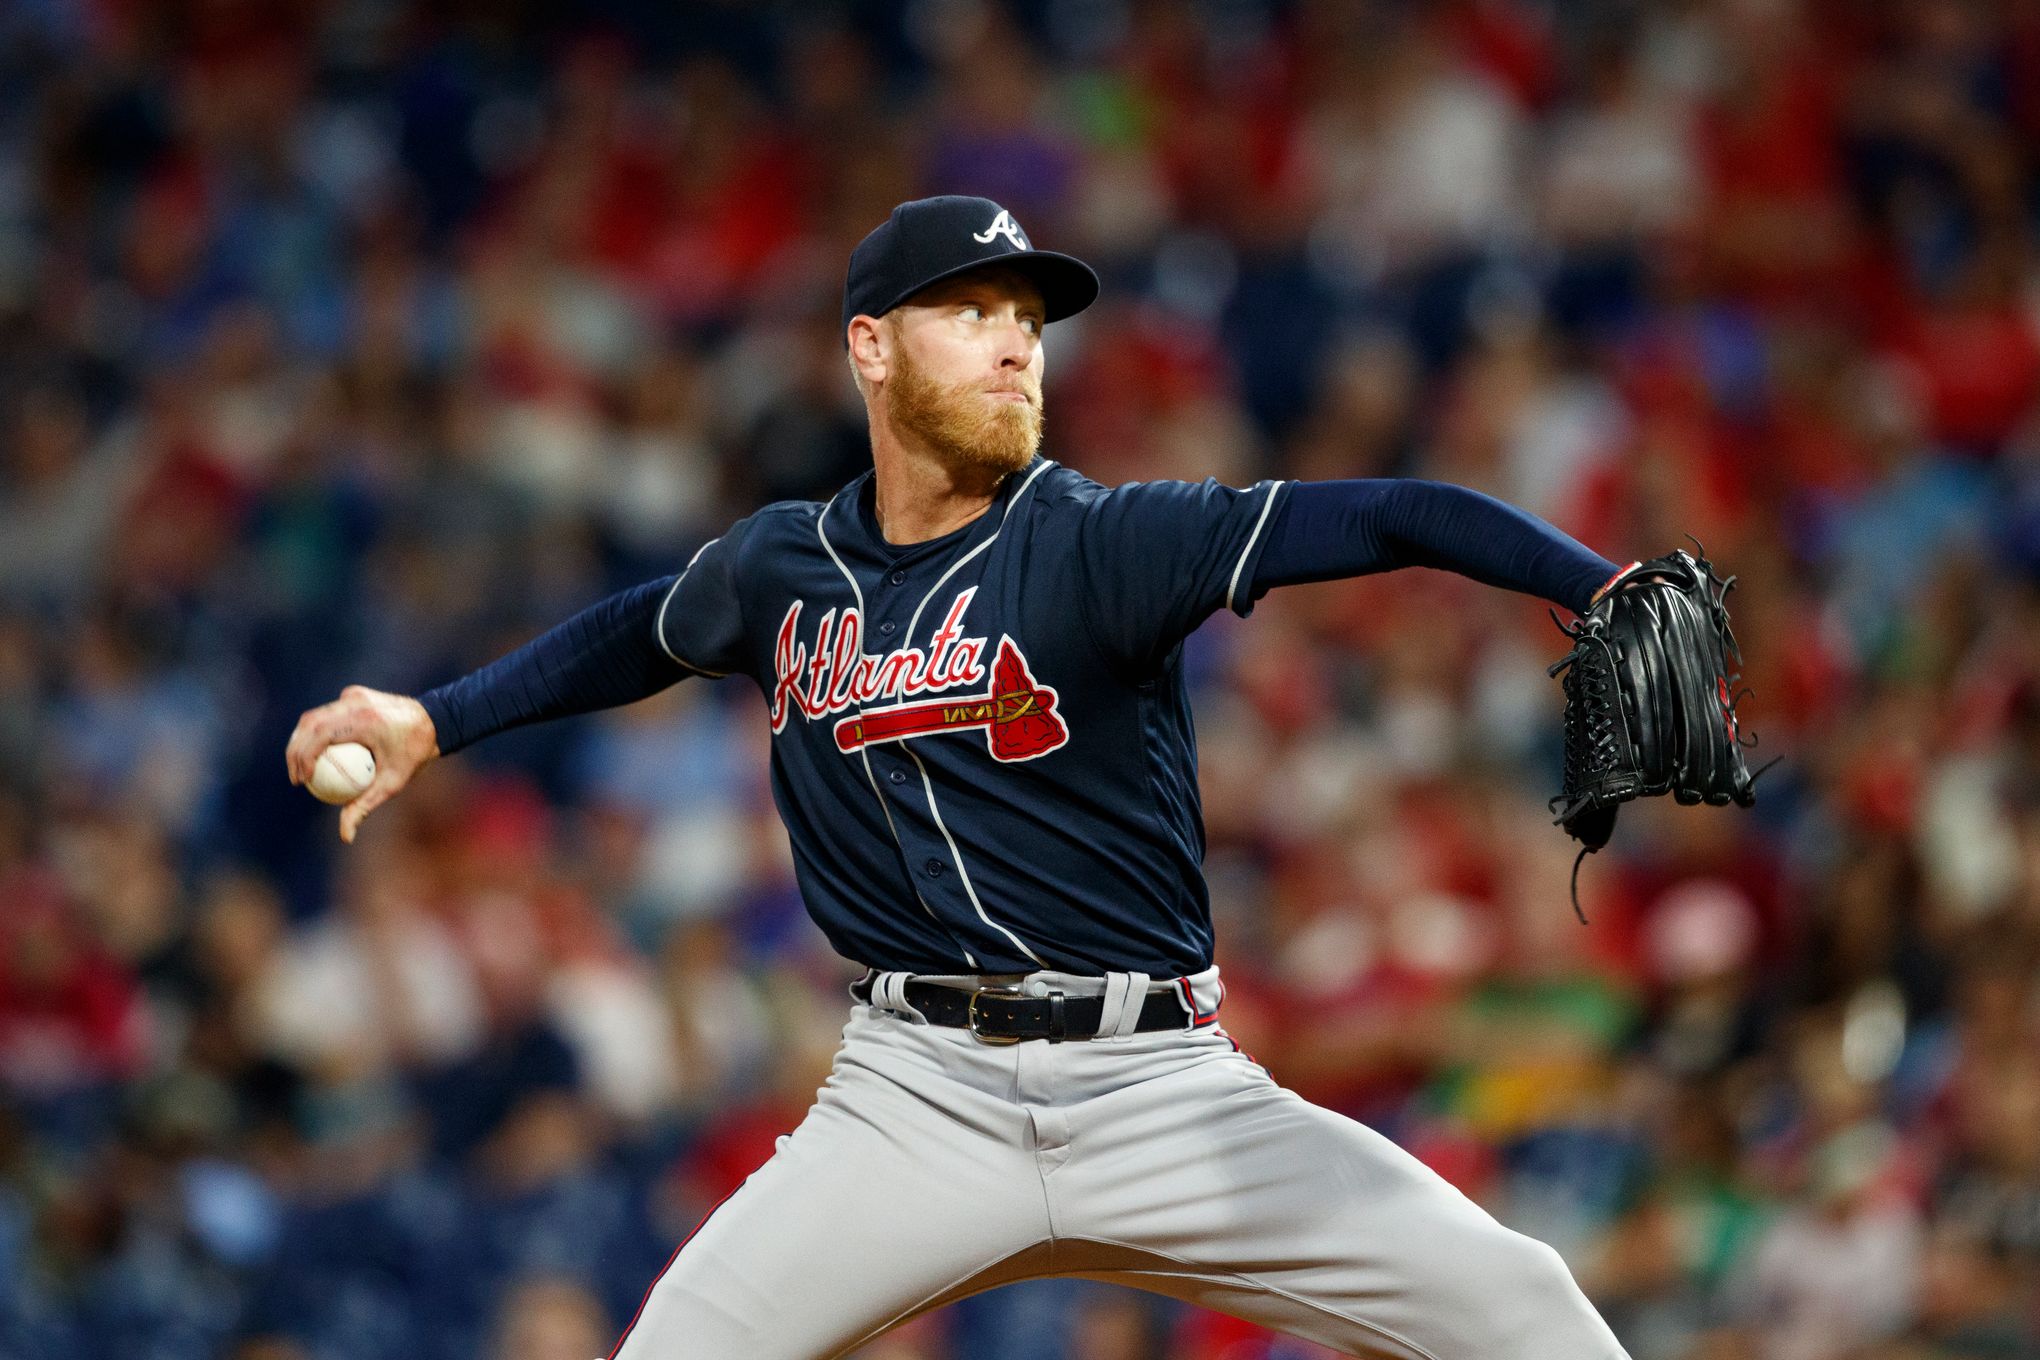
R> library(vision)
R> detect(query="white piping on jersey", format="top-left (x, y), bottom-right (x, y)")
top-left (816, 506), bottom-right (979, 969)
top-left (1224, 480), bottom-right (1287, 616)
top-left (653, 538), bottom-right (731, 677)
top-left (902, 746), bottom-right (1046, 967)
top-left (891, 457), bottom-right (1055, 970)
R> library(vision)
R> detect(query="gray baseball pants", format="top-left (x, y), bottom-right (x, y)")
top-left (607, 967), bottom-right (1630, 1360)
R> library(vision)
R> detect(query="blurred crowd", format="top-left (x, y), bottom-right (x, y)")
top-left (5, 0), bottom-right (2040, 1356)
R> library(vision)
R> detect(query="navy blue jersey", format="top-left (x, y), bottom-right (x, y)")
top-left (656, 456), bottom-right (1289, 976)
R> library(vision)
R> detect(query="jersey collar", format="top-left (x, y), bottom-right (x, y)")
top-left (824, 455), bottom-right (1050, 571)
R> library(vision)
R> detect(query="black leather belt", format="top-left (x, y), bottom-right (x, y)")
top-left (852, 976), bottom-right (1197, 1044)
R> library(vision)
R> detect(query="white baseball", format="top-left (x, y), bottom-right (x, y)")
top-left (309, 742), bottom-right (376, 805)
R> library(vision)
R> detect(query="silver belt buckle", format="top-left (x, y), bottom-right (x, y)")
top-left (966, 985), bottom-right (1026, 1045)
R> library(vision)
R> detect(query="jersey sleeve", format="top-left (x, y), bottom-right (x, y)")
top-left (653, 527), bottom-right (751, 678)
top-left (1249, 478), bottom-right (1621, 615)
top-left (1074, 477), bottom-right (1290, 671)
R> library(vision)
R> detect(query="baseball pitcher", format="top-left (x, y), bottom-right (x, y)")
top-left (289, 197), bottom-right (1758, 1359)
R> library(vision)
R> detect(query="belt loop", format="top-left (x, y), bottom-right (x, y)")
top-left (1047, 991), bottom-right (1067, 1043)
top-left (1099, 972), bottom-right (1150, 1039)
top-left (870, 971), bottom-right (927, 1024)
top-left (1172, 968), bottom-right (1221, 1026)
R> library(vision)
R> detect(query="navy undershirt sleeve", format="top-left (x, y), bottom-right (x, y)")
top-left (1250, 479), bottom-right (1620, 616)
top-left (416, 575), bottom-right (690, 757)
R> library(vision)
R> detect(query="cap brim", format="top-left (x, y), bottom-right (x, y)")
top-left (876, 250), bottom-right (1100, 325)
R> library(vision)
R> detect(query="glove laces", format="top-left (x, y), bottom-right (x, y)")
top-left (1547, 621), bottom-right (1623, 823)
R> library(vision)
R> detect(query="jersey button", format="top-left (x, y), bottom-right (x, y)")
top-left (888, 768), bottom-right (907, 785)
top-left (923, 858), bottom-right (944, 878)
top-left (879, 620), bottom-right (896, 635)
top-left (889, 569), bottom-right (907, 586)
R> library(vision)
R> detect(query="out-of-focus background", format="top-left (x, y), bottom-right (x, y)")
top-left (2, 0), bottom-right (2039, 1356)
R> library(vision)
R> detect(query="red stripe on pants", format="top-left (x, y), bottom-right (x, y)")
top-left (606, 1181), bottom-right (747, 1360)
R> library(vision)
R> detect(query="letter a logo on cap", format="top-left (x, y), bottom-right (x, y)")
top-left (972, 210), bottom-right (1029, 251)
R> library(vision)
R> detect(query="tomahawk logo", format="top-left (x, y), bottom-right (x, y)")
top-left (971, 210), bottom-right (1029, 251)
top-left (836, 637), bottom-right (1068, 763)
top-left (768, 588), bottom-right (1069, 762)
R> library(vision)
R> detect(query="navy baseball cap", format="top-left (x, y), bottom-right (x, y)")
top-left (842, 196), bottom-right (1099, 340)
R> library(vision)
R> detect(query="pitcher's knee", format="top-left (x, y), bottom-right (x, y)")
top-left (1453, 1228), bottom-right (1608, 1348)
top-left (1504, 1235), bottom-right (1578, 1296)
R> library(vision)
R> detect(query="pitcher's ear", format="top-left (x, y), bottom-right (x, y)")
top-left (847, 314), bottom-right (890, 388)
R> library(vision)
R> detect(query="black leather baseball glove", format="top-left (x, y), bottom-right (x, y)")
top-left (1546, 543), bottom-right (1775, 920)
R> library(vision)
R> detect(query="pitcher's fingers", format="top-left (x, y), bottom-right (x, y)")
top-left (286, 701), bottom-right (359, 782)
top-left (289, 702), bottom-right (377, 785)
top-left (285, 714), bottom-right (333, 785)
top-left (337, 767), bottom-right (406, 844)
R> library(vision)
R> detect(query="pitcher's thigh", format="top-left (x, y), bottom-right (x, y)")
top-left (1060, 1072), bottom-right (1627, 1359)
top-left (611, 1077), bottom-right (1047, 1358)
